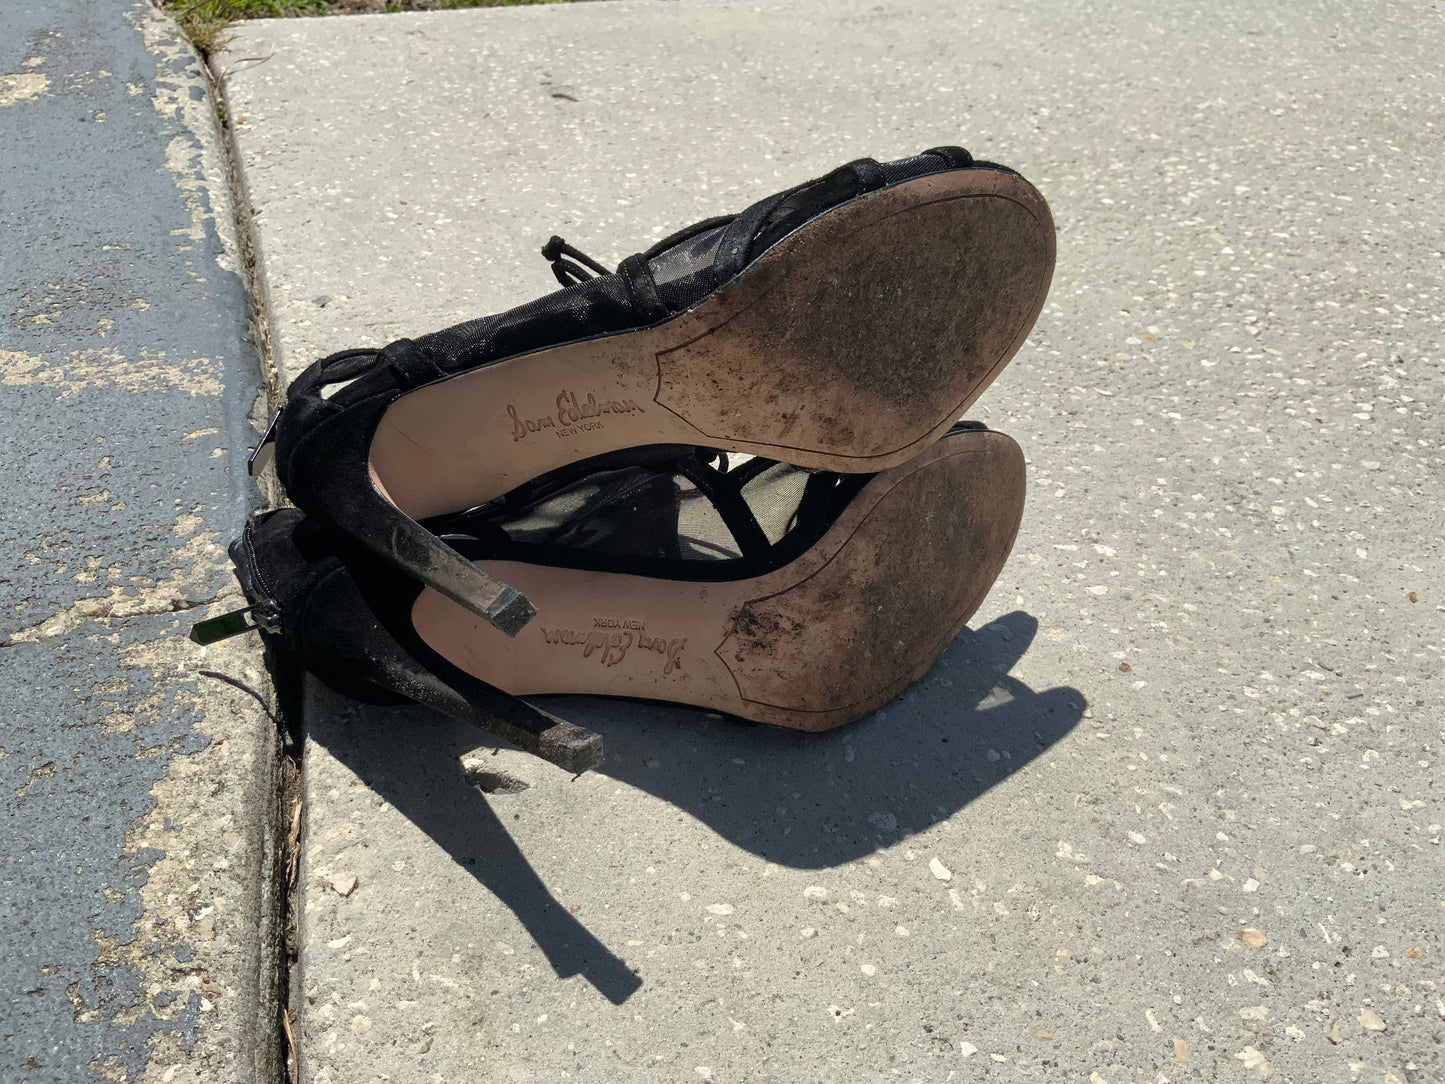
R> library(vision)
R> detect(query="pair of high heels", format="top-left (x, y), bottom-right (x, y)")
top-left (194, 146), bottom-right (1054, 773)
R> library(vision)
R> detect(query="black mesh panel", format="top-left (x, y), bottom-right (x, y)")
top-left (367, 147), bottom-right (979, 389)
top-left (740, 461), bottom-right (810, 544)
top-left (491, 465), bottom-right (686, 560)
top-left (413, 273), bottom-right (641, 375)
top-left (477, 453), bottom-right (815, 564)
top-left (880, 152), bottom-right (947, 185)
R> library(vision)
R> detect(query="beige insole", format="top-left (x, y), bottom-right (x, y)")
top-left (410, 428), bottom-right (1027, 731)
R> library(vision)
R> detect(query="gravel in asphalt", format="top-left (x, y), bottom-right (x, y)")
top-left (2, 2), bottom-right (282, 1080)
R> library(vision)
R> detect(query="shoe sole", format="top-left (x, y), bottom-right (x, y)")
top-left (408, 428), bottom-right (1026, 730)
top-left (369, 168), bottom-right (1053, 521)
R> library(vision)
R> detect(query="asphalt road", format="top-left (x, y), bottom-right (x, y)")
top-left (1, 2), bottom-right (279, 1080)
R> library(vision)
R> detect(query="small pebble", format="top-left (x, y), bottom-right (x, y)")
top-left (1235, 1047), bottom-right (1272, 1078)
top-left (330, 873), bottom-right (358, 898)
top-left (1240, 928), bottom-right (1267, 948)
top-left (929, 857), bottom-right (952, 881)
top-left (1359, 1008), bottom-right (1387, 1032)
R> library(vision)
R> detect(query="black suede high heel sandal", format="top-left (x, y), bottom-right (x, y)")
top-left (194, 506), bottom-right (605, 773)
top-left (256, 147), bottom-right (1053, 636)
top-left (205, 423), bottom-right (1027, 767)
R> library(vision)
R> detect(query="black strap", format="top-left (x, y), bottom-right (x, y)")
top-left (846, 157), bottom-right (887, 191)
top-left (710, 191), bottom-right (788, 282)
top-left (541, 235), bottom-right (613, 286)
top-left (674, 453), bottom-right (772, 560)
top-left (922, 145), bottom-right (974, 168)
top-left (288, 347), bottom-right (388, 400)
top-left (380, 337), bottom-right (445, 387)
top-left (617, 253), bottom-right (668, 323)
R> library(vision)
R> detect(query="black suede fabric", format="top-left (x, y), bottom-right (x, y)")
top-left (234, 508), bottom-right (599, 770)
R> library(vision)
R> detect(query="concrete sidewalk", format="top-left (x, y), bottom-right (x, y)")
top-left (220, 1), bottom-right (1443, 1080)
top-left (1, 2), bottom-right (282, 1081)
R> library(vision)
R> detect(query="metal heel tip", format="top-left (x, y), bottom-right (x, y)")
top-left (540, 724), bottom-right (605, 774)
top-left (485, 589), bottom-right (537, 638)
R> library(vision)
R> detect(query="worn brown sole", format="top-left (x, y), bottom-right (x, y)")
top-left (370, 168), bottom-right (1053, 521)
top-left (408, 428), bottom-right (1026, 731)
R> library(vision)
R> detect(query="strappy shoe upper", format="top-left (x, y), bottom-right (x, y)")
top-left (255, 147), bottom-right (1028, 636)
top-left (204, 428), bottom-right (987, 772)
top-left (260, 147), bottom-right (1008, 486)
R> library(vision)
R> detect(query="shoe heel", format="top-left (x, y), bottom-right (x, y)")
top-left (401, 662), bottom-right (604, 775)
top-left (286, 395), bottom-right (536, 637)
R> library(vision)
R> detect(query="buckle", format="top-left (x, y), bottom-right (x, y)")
top-left (247, 406), bottom-right (283, 477)
top-left (189, 600), bottom-right (282, 645)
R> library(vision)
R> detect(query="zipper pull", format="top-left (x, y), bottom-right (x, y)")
top-left (247, 406), bottom-right (283, 477)
top-left (189, 600), bottom-right (282, 645)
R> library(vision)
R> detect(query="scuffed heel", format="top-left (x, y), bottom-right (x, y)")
top-left (207, 509), bottom-right (598, 773)
top-left (287, 394), bottom-right (536, 636)
top-left (393, 663), bottom-right (603, 774)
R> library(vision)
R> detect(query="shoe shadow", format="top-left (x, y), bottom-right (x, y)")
top-left (307, 689), bottom-right (647, 1005)
top-left (556, 609), bottom-right (1086, 869)
top-left (308, 610), bottom-right (1083, 1004)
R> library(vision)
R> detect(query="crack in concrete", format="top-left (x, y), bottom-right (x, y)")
top-left (204, 41), bottom-right (284, 427)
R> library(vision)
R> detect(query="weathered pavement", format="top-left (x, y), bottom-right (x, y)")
top-left (1, 2), bottom-right (282, 1081)
top-left (220, 1), bottom-right (1443, 1081)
